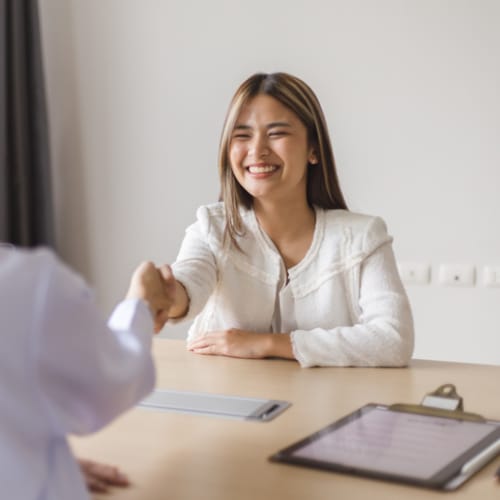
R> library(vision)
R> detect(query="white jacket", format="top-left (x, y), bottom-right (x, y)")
top-left (172, 203), bottom-right (414, 368)
top-left (0, 247), bottom-right (155, 499)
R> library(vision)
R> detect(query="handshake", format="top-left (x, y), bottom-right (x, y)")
top-left (125, 262), bottom-right (187, 333)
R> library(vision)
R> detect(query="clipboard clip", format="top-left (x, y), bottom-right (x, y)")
top-left (421, 383), bottom-right (463, 411)
top-left (389, 383), bottom-right (485, 422)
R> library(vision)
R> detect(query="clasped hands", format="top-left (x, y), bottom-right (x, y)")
top-left (126, 261), bottom-right (180, 333)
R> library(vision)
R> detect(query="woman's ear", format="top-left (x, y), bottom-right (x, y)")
top-left (308, 149), bottom-right (319, 165)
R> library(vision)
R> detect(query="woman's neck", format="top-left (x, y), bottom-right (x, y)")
top-left (253, 198), bottom-right (316, 268)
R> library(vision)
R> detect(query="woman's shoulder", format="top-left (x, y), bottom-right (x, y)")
top-left (193, 202), bottom-right (254, 231)
top-left (187, 202), bottom-right (227, 242)
top-left (195, 201), bottom-right (225, 220)
top-left (320, 208), bottom-right (392, 255)
top-left (322, 208), bottom-right (377, 224)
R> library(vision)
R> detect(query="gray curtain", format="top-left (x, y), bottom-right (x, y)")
top-left (0, 0), bottom-right (55, 247)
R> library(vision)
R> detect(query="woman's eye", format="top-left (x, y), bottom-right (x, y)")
top-left (233, 133), bottom-right (251, 139)
top-left (269, 131), bottom-right (287, 137)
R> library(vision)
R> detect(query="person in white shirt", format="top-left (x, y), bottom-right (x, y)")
top-left (160, 72), bottom-right (414, 368)
top-left (0, 245), bottom-right (172, 499)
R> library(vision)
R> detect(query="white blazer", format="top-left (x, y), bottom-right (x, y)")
top-left (0, 248), bottom-right (155, 499)
top-left (172, 203), bottom-right (414, 367)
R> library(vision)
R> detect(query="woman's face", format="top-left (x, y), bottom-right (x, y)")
top-left (228, 94), bottom-right (316, 205)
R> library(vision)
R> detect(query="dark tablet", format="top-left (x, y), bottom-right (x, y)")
top-left (270, 404), bottom-right (500, 489)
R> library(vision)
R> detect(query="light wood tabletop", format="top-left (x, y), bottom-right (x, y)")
top-left (71, 339), bottom-right (500, 499)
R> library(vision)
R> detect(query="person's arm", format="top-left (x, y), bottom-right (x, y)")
top-left (169, 207), bottom-right (219, 323)
top-left (290, 241), bottom-right (414, 367)
top-left (33, 255), bottom-right (168, 435)
top-left (187, 329), bottom-right (294, 359)
top-left (188, 242), bottom-right (413, 367)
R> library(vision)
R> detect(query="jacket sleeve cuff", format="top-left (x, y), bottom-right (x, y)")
top-left (108, 298), bottom-right (154, 337)
top-left (290, 330), bottom-right (314, 368)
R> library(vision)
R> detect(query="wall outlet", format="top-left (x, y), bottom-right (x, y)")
top-left (483, 266), bottom-right (500, 287)
top-left (438, 264), bottom-right (475, 287)
top-left (398, 262), bottom-right (431, 285)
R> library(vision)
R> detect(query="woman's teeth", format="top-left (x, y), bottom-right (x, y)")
top-left (247, 165), bottom-right (277, 174)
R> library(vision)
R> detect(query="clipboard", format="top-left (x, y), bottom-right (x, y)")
top-left (139, 389), bottom-right (290, 422)
top-left (270, 384), bottom-right (500, 490)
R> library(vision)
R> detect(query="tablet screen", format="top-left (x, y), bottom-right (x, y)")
top-left (272, 405), bottom-right (500, 487)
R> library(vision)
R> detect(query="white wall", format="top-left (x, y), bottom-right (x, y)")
top-left (39, 0), bottom-right (500, 364)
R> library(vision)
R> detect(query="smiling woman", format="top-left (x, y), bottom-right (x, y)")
top-left (229, 95), bottom-right (316, 213)
top-left (156, 72), bottom-right (414, 368)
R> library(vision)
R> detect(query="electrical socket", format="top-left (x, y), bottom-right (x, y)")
top-left (483, 266), bottom-right (500, 287)
top-left (398, 262), bottom-right (431, 285)
top-left (438, 264), bottom-right (475, 287)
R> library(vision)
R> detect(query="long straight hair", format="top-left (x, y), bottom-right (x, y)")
top-left (218, 72), bottom-right (348, 248)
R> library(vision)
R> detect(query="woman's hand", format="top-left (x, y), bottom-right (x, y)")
top-left (126, 261), bottom-right (173, 332)
top-left (158, 264), bottom-right (189, 320)
top-left (187, 329), bottom-right (294, 360)
top-left (78, 458), bottom-right (130, 493)
top-left (126, 262), bottom-right (187, 333)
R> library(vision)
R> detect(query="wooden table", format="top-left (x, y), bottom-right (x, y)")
top-left (72, 339), bottom-right (500, 499)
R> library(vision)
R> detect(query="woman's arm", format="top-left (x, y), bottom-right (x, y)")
top-left (169, 208), bottom-right (219, 322)
top-left (291, 242), bottom-right (414, 368)
top-left (187, 242), bottom-right (414, 368)
top-left (187, 329), bottom-right (295, 359)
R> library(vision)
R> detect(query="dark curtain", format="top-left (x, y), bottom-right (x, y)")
top-left (0, 0), bottom-right (55, 248)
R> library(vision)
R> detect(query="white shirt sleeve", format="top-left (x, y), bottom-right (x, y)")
top-left (171, 212), bottom-right (218, 322)
top-left (291, 223), bottom-right (414, 368)
top-left (33, 254), bottom-right (156, 435)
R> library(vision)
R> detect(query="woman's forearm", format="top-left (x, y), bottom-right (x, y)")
top-left (168, 280), bottom-right (190, 319)
top-left (266, 333), bottom-right (295, 360)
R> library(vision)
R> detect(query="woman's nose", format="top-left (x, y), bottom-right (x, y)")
top-left (249, 134), bottom-right (270, 158)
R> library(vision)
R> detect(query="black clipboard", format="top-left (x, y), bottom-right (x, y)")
top-left (270, 385), bottom-right (500, 490)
